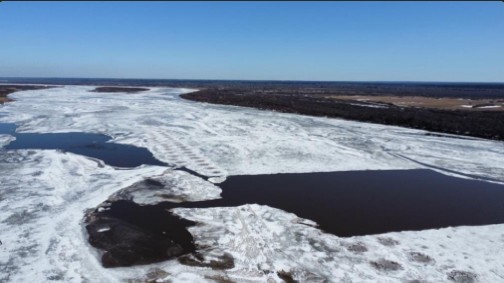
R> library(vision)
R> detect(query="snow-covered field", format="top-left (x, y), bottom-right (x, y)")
top-left (0, 85), bottom-right (503, 282)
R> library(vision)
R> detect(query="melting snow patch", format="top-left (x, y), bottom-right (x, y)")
top-left (97, 227), bottom-right (110, 233)
top-left (476, 105), bottom-right (501, 109)
top-left (348, 102), bottom-right (388, 108)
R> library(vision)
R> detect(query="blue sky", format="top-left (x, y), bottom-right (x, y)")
top-left (0, 2), bottom-right (503, 82)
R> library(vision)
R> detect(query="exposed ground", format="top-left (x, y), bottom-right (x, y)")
top-left (90, 87), bottom-right (149, 93)
top-left (328, 95), bottom-right (504, 111)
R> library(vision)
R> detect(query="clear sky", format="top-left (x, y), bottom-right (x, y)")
top-left (0, 1), bottom-right (503, 82)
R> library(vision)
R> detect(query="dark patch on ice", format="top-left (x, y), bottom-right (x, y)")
top-left (90, 86), bottom-right (149, 93)
top-left (46, 271), bottom-right (65, 281)
top-left (370, 259), bottom-right (403, 271)
top-left (12, 244), bottom-right (38, 258)
top-left (2, 210), bottom-right (37, 225)
top-left (0, 257), bottom-right (18, 282)
top-left (277, 270), bottom-right (298, 283)
top-left (144, 268), bottom-right (170, 282)
top-left (85, 200), bottom-right (195, 268)
top-left (447, 270), bottom-right (477, 283)
top-left (345, 242), bottom-right (368, 253)
top-left (144, 179), bottom-right (164, 187)
top-left (408, 252), bottom-right (434, 264)
top-left (377, 237), bottom-right (400, 246)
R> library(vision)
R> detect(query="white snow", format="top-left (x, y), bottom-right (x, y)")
top-left (476, 105), bottom-right (501, 109)
top-left (348, 102), bottom-right (388, 108)
top-left (173, 204), bottom-right (504, 282)
top-left (0, 134), bottom-right (15, 147)
top-left (108, 170), bottom-right (222, 205)
top-left (97, 227), bottom-right (110, 233)
top-left (461, 104), bottom-right (502, 109)
top-left (0, 85), bottom-right (503, 282)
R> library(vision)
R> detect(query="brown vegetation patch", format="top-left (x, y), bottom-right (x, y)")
top-left (90, 86), bottom-right (149, 93)
top-left (329, 95), bottom-right (504, 111)
top-left (182, 88), bottom-right (504, 141)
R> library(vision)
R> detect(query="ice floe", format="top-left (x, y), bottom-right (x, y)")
top-left (0, 134), bottom-right (15, 147)
top-left (108, 170), bottom-right (222, 205)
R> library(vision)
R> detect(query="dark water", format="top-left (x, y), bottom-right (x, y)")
top-left (213, 170), bottom-right (504, 236)
top-left (0, 123), bottom-right (16, 135)
top-left (1, 123), bottom-right (166, 168)
top-left (104, 169), bottom-right (504, 239)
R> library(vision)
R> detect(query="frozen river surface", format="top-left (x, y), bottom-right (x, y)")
top-left (0, 86), bottom-right (503, 282)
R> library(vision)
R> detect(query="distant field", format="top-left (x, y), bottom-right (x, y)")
top-left (328, 95), bottom-right (504, 111)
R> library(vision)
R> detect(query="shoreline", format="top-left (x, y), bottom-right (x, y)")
top-left (181, 87), bottom-right (504, 141)
top-left (2, 83), bottom-right (503, 141)
top-left (0, 84), bottom-right (54, 104)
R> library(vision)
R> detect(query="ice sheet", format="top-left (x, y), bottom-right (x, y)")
top-left (1, 85), bottom-right (504, 282)
top-left (2, 86), bottom-right (503, 182)
top-left (173, 204), bottom-right (504, 282)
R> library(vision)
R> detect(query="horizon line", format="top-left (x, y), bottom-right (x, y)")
top-left (0, 76), bottom-right (503, 84)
